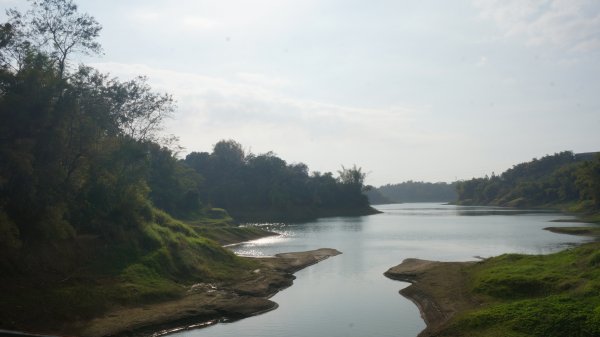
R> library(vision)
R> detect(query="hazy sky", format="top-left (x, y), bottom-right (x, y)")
top-left (2, 0), bottom-right (600, 186)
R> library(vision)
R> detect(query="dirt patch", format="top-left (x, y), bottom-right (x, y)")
top-left (384, 258), bottom-right (479, 337)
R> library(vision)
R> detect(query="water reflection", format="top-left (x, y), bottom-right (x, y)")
top-left (454, 209), bottom-right (558, 216)
top-left (314, 216), bottom-right (366, 232)
top-left (377, 204), bottom-right (558, 217)
top-left (228, 234), bottom-right (293, 257)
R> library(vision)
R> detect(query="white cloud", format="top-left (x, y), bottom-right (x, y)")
top-left (89, 62), bottom-right (460, 183)
top-left (501, 77), bottom-right (518, 85)
top-left (181, 16), bottom-right (217, 31)
top-left (90, 62), bottom-right (420, 132)
top-left (121, 1), bottom-right (317, 36)
top-left (476, 56), bottom-right (488, 67)
top-left (129, 8), bottom-right (217, 32)
top-left (236, 72), bottom-right (291, 88)
top-left (473, 0), bottom-right (600, 53)
top-left (131, 9), bottom-right (160, 22)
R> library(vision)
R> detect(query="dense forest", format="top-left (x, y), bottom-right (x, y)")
top-left (0, 1), bottom-right (374, 332)
top-left (366, 181), bottom-right (457, 204)
top-left (455, 151), bottom-right (600, 212)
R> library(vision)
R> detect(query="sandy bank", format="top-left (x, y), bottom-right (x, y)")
top-left (384, 259), bottom-right (479, 337)
top-left (77, 248), bottom-right (341, 337)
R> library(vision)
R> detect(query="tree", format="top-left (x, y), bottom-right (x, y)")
top-left (5, 0), bottom-right (102, 77)
top-left (144, 142), bottom-right (203, 217)
top-left (212, 139), bottom-right (246, 166)
top-left (455, 151), bottom-right (600, 210)
top-left (576, 155), bottom-right (600, 209)
top-left (0, 22), bottom-right (29, 72)
top-left (0, 52), bottom-right (73, 241)
top-left (107, 75), bottom-right (175, 142)
top-left (183, 140), bottom-right (373, 218)
top-left (337, 164), bottom-right (366, 187)
top-left (0, 0), bottom-right (178, 243)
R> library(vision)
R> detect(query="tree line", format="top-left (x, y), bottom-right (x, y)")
top-left (455, 151), bottom-right (600, 211)
top-left (366, 181), bottom-right (457, 204)
top-left (185, 143), bottom-right (372, 220)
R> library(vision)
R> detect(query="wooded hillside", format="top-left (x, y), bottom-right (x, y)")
top-left (455, 151), bottom-right (600, 212)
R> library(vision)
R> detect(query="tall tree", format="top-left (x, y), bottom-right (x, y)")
top-left (5, 0), bottom-right (102, 76)
top-left (107, 75), bottom-right (175, 142)
top-left (338, 164), bottom-right (366, 187)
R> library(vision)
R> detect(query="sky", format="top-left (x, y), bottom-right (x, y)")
top-left (2, 0), bottom-right (600, 186)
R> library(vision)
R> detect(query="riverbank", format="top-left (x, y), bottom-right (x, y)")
top-left (72, 248), bottom-right (341, 337)
top-left (385, 241), bottom-right (600, 337)
top-left (0, 208), bottom-right (338, 337)
top-left (544, 226), bottom-right (600, 237)
top-left (230, 205), bottom-right (382, 223)
top-left (384, 259), bottom-right (479, 336)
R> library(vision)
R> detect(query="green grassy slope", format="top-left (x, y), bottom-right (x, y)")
top-left (443, 242), bottom-right (600, 337)
top-left (0, 208), bottom-right (264, 333)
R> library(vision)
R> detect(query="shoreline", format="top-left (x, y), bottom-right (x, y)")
top-left (544, 226), bottom-right (600, 237)
top-left (76, 248), bottom-right (341, 337)
top-left (384, 259), bottom-right (478, 337)
top-left (384, 235), bottom-right (599, 337)
top-left (230, 206), bottom-right (382, 223)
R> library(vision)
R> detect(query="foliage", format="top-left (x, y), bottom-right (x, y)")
top-left (184, 140), bottom-right (373, 221)
top-left (0, 0), bottom-right (188, 249)
top-left (108, 75), bottom-right (175, 142)
top-left (4, 0), bottom-right (102, 76)
top-left (337, 164), bottom-right (366, 186)
top-left (444, 243), bottom-right (600, 337)
top-left (576, 156), bottom-right (600, 209)
top-left (0, 209), bottom-right (259, 327)
top-left (370, 181), bottom-right (457, 204)
top-left (455, 151), bottom-right (600, 212)
top-left (363, 188), bottom-right (392, 204)
top-left (0, 55), bottom-right (167, 245)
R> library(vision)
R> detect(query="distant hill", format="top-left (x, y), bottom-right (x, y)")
top-left (367, 181), bottom-right (457, 204)
top-left (456, 151), bottom-right (600, 211)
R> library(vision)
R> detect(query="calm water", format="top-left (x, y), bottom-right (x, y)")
top-left (170, 203), bottom-right (593, 337)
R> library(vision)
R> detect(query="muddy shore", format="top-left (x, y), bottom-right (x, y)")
top-left (384, 259), bottom-right (479, 337)
top-left (74, 248), bottom-right (340, 337)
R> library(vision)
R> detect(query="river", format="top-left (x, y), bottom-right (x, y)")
top-left (169, 203), bottom-right (592, 337)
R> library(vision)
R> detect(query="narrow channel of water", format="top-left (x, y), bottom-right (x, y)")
top-left (170, 203), bottom-right (592, 337)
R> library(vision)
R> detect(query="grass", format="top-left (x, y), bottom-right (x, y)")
top-left (181, 207), bottom-right (276, 245)
top-left (192, 225), bottom-right (275, 245)
top-left (545, 226), bottom-right (600, 236)
top-left (443, 242), bottom-right (600, 337)
top-left (0, 208), bottom-right (262, 333)
top-left (582, 213), bottom-right (600, 224)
